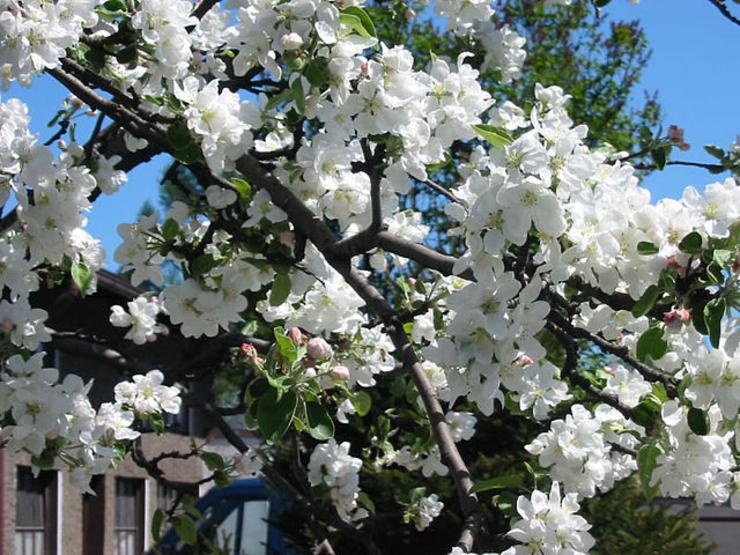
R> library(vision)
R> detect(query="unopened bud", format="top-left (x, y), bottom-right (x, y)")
top-left (278, 231), bottom-right (295, 248)
top-left (69, 95), bottom-right (84, 109)
top-left (307, 337), bottom-right (333, 360)
top-left (288, 327), bottom-right (303, 345)
top-left (664, 308), bottom-right (691, 331)
top-left (331, 365), bottom-right (351, 381)
top-left (241, 342), bottom-right (259, 359)
top-left (280, 32), bottom-right (304, 51)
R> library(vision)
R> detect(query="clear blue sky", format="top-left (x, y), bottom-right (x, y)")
top-left (4, 0), bottom-right (739, 268)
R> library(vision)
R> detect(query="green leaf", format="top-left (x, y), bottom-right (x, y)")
top-left (637, 443), bottom-right (661, 501)
top-left (357, 492), bottom-right (376, 514)
top-left (352, 391), bottom-right (372, 416)
top-left (704, 145), bottom-right (725, 160)
top-left (651, 144), bottom-right (670, 170)
top-left (173, 142), bottom-right (203, 164)
top-left (678, 231), bottom-right (703, 254)
top-left (291, 78), bottom-right (305, 114)
top-left (637, 241), bottom-right (659, 255)
top-left (103, 0), bottom-right (128, 12)
top-left (71, 262), bottom-right (93, 297)
top-left (472, 124), bottom-right (513, 148)
top-left (151, 508), bottom-right (166, 542)
top-left (341, 6), bottom-right (377, 37)
top-left (166, 120), bottom-right (192, 150)
top-left (703, 297), bottom-right (726, 349)
top-left (304, 58), bottom-right (330, 88)
top-left (631, 400), bottom-right (659, 428)
top-left (631, 284), bottom-right (661, 318)
top-left (270, 271), bottom-right (291, 306)
top-left (172, 515), bottom-right (197, 546)
top-left (231, 177), bottom-right (252, 202)
top-left (636, 326), bottom-right (667, 362)
top-left (191, 254), bottom-right (218, 277)
top-left (200, 451), bottom-right (225, 471)
top-left (257, 387), bottom-right (298, 443)
top-left (691, 300), bottom-right (708, 334)
top-left (148, 412), bottom-right (165, 434)
top-left (687, 407), bottom-right (709, 435)
top-left (339, 12), bottom-right (372, 39)
top-left (115, 45), bottom-right (137, 65)
top-left (470, 474), bottom-right (523, 494)
top-left (305, 401), bottom-right (335, 440)
top-left (161, 218), bottom-right (179, 241)
top-left (273, 327), bottom-right (298, 363)
top-left (265, 89), bottom-right (292, 111)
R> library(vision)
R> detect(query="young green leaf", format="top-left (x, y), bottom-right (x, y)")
top-left (257, 388), bottom-right (298, 443)
top-left (470, 474), bottom-right (523, 494)
top-left (703, 297), bottom-right (726, 349)
top-left (172, 515), bottom-right (197, 546)
top-left (632, 284), bottom-right (661, 318)
top-left (305, 401), bottom-right (335, 440)
top-left (352, 391), bottom-right (372, 416)
top-left (636, 326), bottom-right (667, 362)
top-left (687, 407), bottom-right (709, 435)
top-left (637, 443), bottom-right (661, 501)
top-left (342, 6), bottom-right (377, 37)
top-left (71, 262), bottom-right (93, 297)
top-left (637, 241), bottom-right (659, 255)
top-left (472, 124), bottom-right (513, 148)
top-left (678, 231), bottom-right (703, 254)
top-left (270, 271), bottom-right (291, 306)
top-left (151, 508), bottom-right (166, 542)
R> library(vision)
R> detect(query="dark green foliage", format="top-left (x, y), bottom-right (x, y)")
top-left (582, 478), bottom-right (714, 555)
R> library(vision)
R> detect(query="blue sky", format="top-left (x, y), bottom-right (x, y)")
top-left (5, 0), bottom-right (739, 268)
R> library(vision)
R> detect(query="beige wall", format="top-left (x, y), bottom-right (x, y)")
top-left (2, 432), bottom-right (209, 555)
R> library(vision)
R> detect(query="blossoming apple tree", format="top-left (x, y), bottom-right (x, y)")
top-left (0, 0), bottom-right (739, 552)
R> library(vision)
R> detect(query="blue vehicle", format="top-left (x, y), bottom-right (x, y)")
top-left (152, 479), bottom-right (299, 555)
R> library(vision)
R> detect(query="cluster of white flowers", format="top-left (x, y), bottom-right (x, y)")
top-left (308, 439), bottom-right (368, 522)
top-left (650, 400), bottom-right (736, 506)
top-left (130, 0), bottom-right (197, 83)
top-left (447, 483), bottom-right (595, 555)
top-left (504, 482), bottom-right (595, 555)
top-left (407, 492), bottom-right (444, 531)
top-left (0, 0), bottom-right (103, 86)
top-left (525, 404), bottom-right (642, 498)
top-left (0, 353), bottom-right (181, 492)
top-left (113, 369), bottom-right (181, 416)
top-left (110, 295), bottom-right (166, 344)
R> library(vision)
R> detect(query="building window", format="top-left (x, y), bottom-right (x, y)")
top-left (15, 466), bottom-right (57, 555)
top-left (114, 478), bottom-right (145, 555)
top-left (82, 475), bottom-right (105, 555)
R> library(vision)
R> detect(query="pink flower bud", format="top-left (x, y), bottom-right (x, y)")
top-left (240, 342), bottom-right (258, 359)
top-left (361, 62), bottom-right (369, 74)
top-left (331, 365), bottom-right (351, 381)
top-left (288, 327), bottom-right (303, 345)
top-left (278, 231), bottom-right (295, 248)
top-left (307, 337), bottom-right (333, 360)
top-left (664, 308), bottom-right (691, 331)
